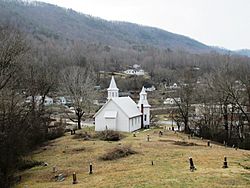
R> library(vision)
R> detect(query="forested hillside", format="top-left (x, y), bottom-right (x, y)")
top-left (0, 0), bottom-right (211, 53)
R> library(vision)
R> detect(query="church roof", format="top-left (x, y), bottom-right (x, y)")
top-left (94, 97), bottom-right (141, 118)
top-left (112, 97), bottom-right (141, 118)
top-left (107, 76), bottom-right (119, 91)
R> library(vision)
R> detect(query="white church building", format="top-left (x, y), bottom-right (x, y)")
top-left (94, 76), bottom-right (151, 132)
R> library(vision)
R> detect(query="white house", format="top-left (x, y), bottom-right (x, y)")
top-left (124, 69), bottom-right (136, 75)
top-left (169, 83), bottom-right (179, 89)
top-left (124, 69), bottom-right (145, 76)
top-left (94, 76), bottom-right (150, 132)
top-left (56, 97), bottom-right (67, 105)
top-left (26, 95), bottom-right (53, 106)
top-left (135, 69), bottom-right (145, 76)
top-left (133, 64), bottom-right (141, 69)
top-left (145, 85), bottom-right (156, 92)
top-left (163, 98), bottom-right (181, 105)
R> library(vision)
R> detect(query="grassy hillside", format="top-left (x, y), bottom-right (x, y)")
top-left (0, 0), bottom-right (211, 53)
top-left (16, 127), bottom-right (250, 188)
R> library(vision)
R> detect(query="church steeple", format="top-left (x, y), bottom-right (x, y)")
top-left (138, 87), bottom-right (150, 107)
top-left (138, 86), bottom-right (151, 127)
top-left (107, 76), bottom-right (119, 99)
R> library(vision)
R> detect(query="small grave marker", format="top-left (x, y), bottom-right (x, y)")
top-left (89, 163), bottom-right (93, 174)
top-left (222, 156), bottom-right (228, 168)
top-left (56, 173), bottom-right (65, 182)
top-left (189, 157), bottom-right (196, 171)
top-left (147, 134), bottom-right (150, 142)
top-left (151, 161), bottom-right (154, 165)
top-left (72, 172), bottom-right (77, 184)
top-left (53, 166), bottom-right (57, 173)
top-left (159, 131), bottom-right (163, 137)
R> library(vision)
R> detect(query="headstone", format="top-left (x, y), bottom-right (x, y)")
top-left (53, 166), bottom-right (57, 173)
top-left (222, 156), bottom-right (228, 168)
top-left (189, 157), bottom-right (196, 171)
top-left (72, 172), bottom-right (77, 184)
top-left (89, 163), bottom-right (93, 174)
top-left (159, 131), bottom-right (163, 137)
top-left (147, 134), bottom-right (150, 142)
top-left (57, 173), bottom-right (65, 182)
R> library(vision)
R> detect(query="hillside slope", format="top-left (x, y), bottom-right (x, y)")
top-left (17, 127), bottom-right (250, 187)
top-left (0, 0), bottom-right (211, 53)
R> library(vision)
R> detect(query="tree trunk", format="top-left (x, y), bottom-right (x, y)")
top-left (77, 116), bottom-right (81, 129)
top-left (184, 117), bottom-right (190, 133)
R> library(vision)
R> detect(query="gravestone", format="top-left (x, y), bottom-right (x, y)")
top-left (72, 172), bottom-right (77, 184)
top-left (56, 174), bottom-right (65, 182)
top-left (189, 157), bottom-right (196, 171)
top-left (222, 156), bottom-right (228, 168)
top-left (89, 163), bottom-right (93, 174)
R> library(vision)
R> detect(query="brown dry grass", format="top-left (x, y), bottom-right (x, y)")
top-left (16, 127), bottom-right (250, 188)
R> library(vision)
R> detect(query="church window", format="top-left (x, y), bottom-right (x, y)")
top-left (144, 115), bottom-right (147, 121)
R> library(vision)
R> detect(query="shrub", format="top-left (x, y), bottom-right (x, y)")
top-left (100, 145), bottom-right (137, 160)
top-left (96, 130), bottom-right (122, 141)
top-left (72, 132), bottom-right (92, 140)
top-left (47, 125), bottom-right (65, 140)
top-left (17, 159), bottom-right (43, 171)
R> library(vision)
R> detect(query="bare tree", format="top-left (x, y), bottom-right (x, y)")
top-left (61, 65), bottom-right (96, 129)
top-left (0, 26), bottom-right (28, 90)
top-left (170, 69), bottom-right (196, 133)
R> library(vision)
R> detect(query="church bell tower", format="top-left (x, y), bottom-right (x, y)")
top-left (107, 76), bottom-right (119, 100)
top-left (138, 87), bottom-right (151, 128)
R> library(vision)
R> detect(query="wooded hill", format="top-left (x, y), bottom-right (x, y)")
top-left (0, 0), bottom-right (212, 53)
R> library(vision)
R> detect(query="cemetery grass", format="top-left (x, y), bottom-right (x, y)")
top-left (16, 127), bottom-right (250, 188)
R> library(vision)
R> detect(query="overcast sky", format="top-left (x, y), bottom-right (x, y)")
top-left (30, 0), bottom-right (250, 50)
